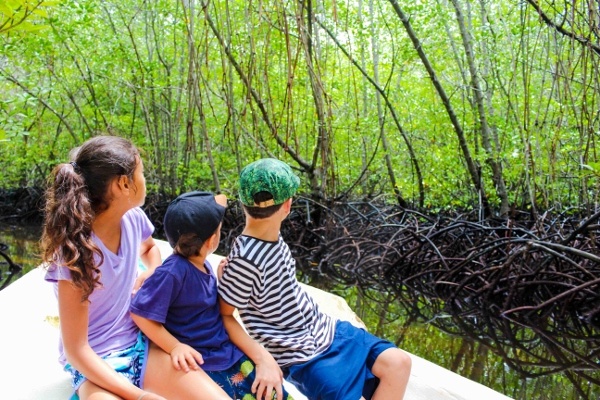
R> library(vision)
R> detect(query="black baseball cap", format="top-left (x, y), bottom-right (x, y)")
top-left (163, 191), bottom-right (226, 247)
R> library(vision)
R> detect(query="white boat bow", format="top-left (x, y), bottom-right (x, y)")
top-left (0, 239), bottom-right (512, 400)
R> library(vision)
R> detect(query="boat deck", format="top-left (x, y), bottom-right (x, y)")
top-left (0, 240), bottom-right (512, 399)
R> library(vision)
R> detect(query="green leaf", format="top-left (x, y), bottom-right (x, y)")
top-left (30, 8), bottom-right (48, 18)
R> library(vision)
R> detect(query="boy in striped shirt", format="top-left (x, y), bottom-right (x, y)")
top-left (218, 158), bottom-right (411, 400)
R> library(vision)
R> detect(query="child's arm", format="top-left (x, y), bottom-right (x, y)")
top-left (134, 236), bottom-right (162, 293)
top-left (59, 281), bottom-right (165, 400)
top-left (219, 297), bottom-right (284, 400)
top-left (131, 312), bottom-right (204, 372)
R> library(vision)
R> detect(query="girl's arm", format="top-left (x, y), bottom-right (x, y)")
top-left (58, 280), bottom-right (147, 399)
top-left (219, 297), bottom-right (284, 400)
top-left (130, 312), bottom-right (204, 372)
top-left (134, 236), bottom-right (162, 293)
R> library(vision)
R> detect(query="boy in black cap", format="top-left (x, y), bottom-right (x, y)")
top-left (131, 191), bottom-right (290, 400)
top-left (219, 159), bottom-right (412, 400)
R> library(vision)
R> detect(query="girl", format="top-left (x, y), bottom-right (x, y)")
top-left (41, 135), bottom-right (165, 400)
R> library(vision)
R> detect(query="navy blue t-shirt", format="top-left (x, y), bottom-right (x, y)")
top-left (131, 253), bottom-right (243, 371)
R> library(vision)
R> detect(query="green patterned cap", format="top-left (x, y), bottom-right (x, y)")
top-left (239, 158), bottom-right (300, 207)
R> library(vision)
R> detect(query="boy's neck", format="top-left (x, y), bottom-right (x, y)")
top-left (187, 254), bottom-right (208, 273)
top-left (243, 216), bottom-right (281, 242)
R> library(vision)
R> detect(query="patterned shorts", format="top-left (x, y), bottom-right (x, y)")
top-left (65, 332), bottom-right (147, 399)
top-left (206, 355), bottom-right (294, 400)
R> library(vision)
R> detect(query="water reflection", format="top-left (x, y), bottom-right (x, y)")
top-left (1, 224), bottom-right (597, 399)
top-left (0, 223), bottom-right (41, 287)
top-left (0, 243), bottom-right (23, 290)
top-left (337, 285), bottom-right (600, 400)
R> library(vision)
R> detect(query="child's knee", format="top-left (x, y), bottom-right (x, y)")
top-left (374, 348), bottom-right (412, 378)
top-left (391, 348), bottom-right (412, 371)
top-left (398, 349), bottom-right (412, 371)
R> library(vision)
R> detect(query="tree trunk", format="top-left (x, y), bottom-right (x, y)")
top-left (387, 0), bottom-right (490, 216)
top-left (451, 0), bottom-right (509, 216)
top-left (296, 0), bottom-right (333, 201)
top-left (183, 0), bottom-right (220, 193)
top-left (317, 20), bottom-right (416, 207)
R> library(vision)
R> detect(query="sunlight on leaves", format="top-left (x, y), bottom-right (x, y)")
top-left (0, 0), bottom-right (55, 34)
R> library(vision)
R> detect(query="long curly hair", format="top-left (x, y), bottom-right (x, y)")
top-left (41, 136), bottom-right (140, 301)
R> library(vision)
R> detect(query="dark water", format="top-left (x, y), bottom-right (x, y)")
top-left (0, 223), bottom-right (42, 289)
top-left (0, 222), bottom-right (596, 399)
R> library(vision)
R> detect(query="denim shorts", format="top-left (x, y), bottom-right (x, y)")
top-left (65, 332), bottom-right (147, 399)
top-left (283, 320), bottom-right (395, 400)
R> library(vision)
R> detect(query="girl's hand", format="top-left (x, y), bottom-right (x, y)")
top-left (217, 258), bottom-right (228, 280)
top-left (169, 343), bottom-right (204, 372)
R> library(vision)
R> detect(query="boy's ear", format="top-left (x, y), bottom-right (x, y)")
top-left (205, 232), bottom-right (218, 249)
top-left (281, 198), bottom-right (293, 214)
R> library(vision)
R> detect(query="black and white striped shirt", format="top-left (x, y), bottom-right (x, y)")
top-left (218, 234), bottom-right (336, 367)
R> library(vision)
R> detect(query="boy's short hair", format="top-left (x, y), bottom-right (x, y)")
top-left (163, 191), bottom-right (226, 249)
top-left (173, 232), bottom-right (205, 258)
top-left (239, 158), bottom-right (299, 209)
top-left (243, 192), bottom-right (283, 219)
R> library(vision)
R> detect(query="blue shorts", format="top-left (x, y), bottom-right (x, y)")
top-left (283, 320), bottom-right (395, 400)
top-left (66, 332), bottom-right (147, 400)
top-left (206, 355), bottom-right (294, 400)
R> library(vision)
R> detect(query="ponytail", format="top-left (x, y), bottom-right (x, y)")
top-left (41, 135), bottom-right (140, 301)
top-left (41, 162), bottom-right (101, 301)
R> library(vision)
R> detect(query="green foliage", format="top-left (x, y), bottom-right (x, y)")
top-left (0, 0), bottom-right (55, 34)
top-left (1, 0), bottom-right (599, 211)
